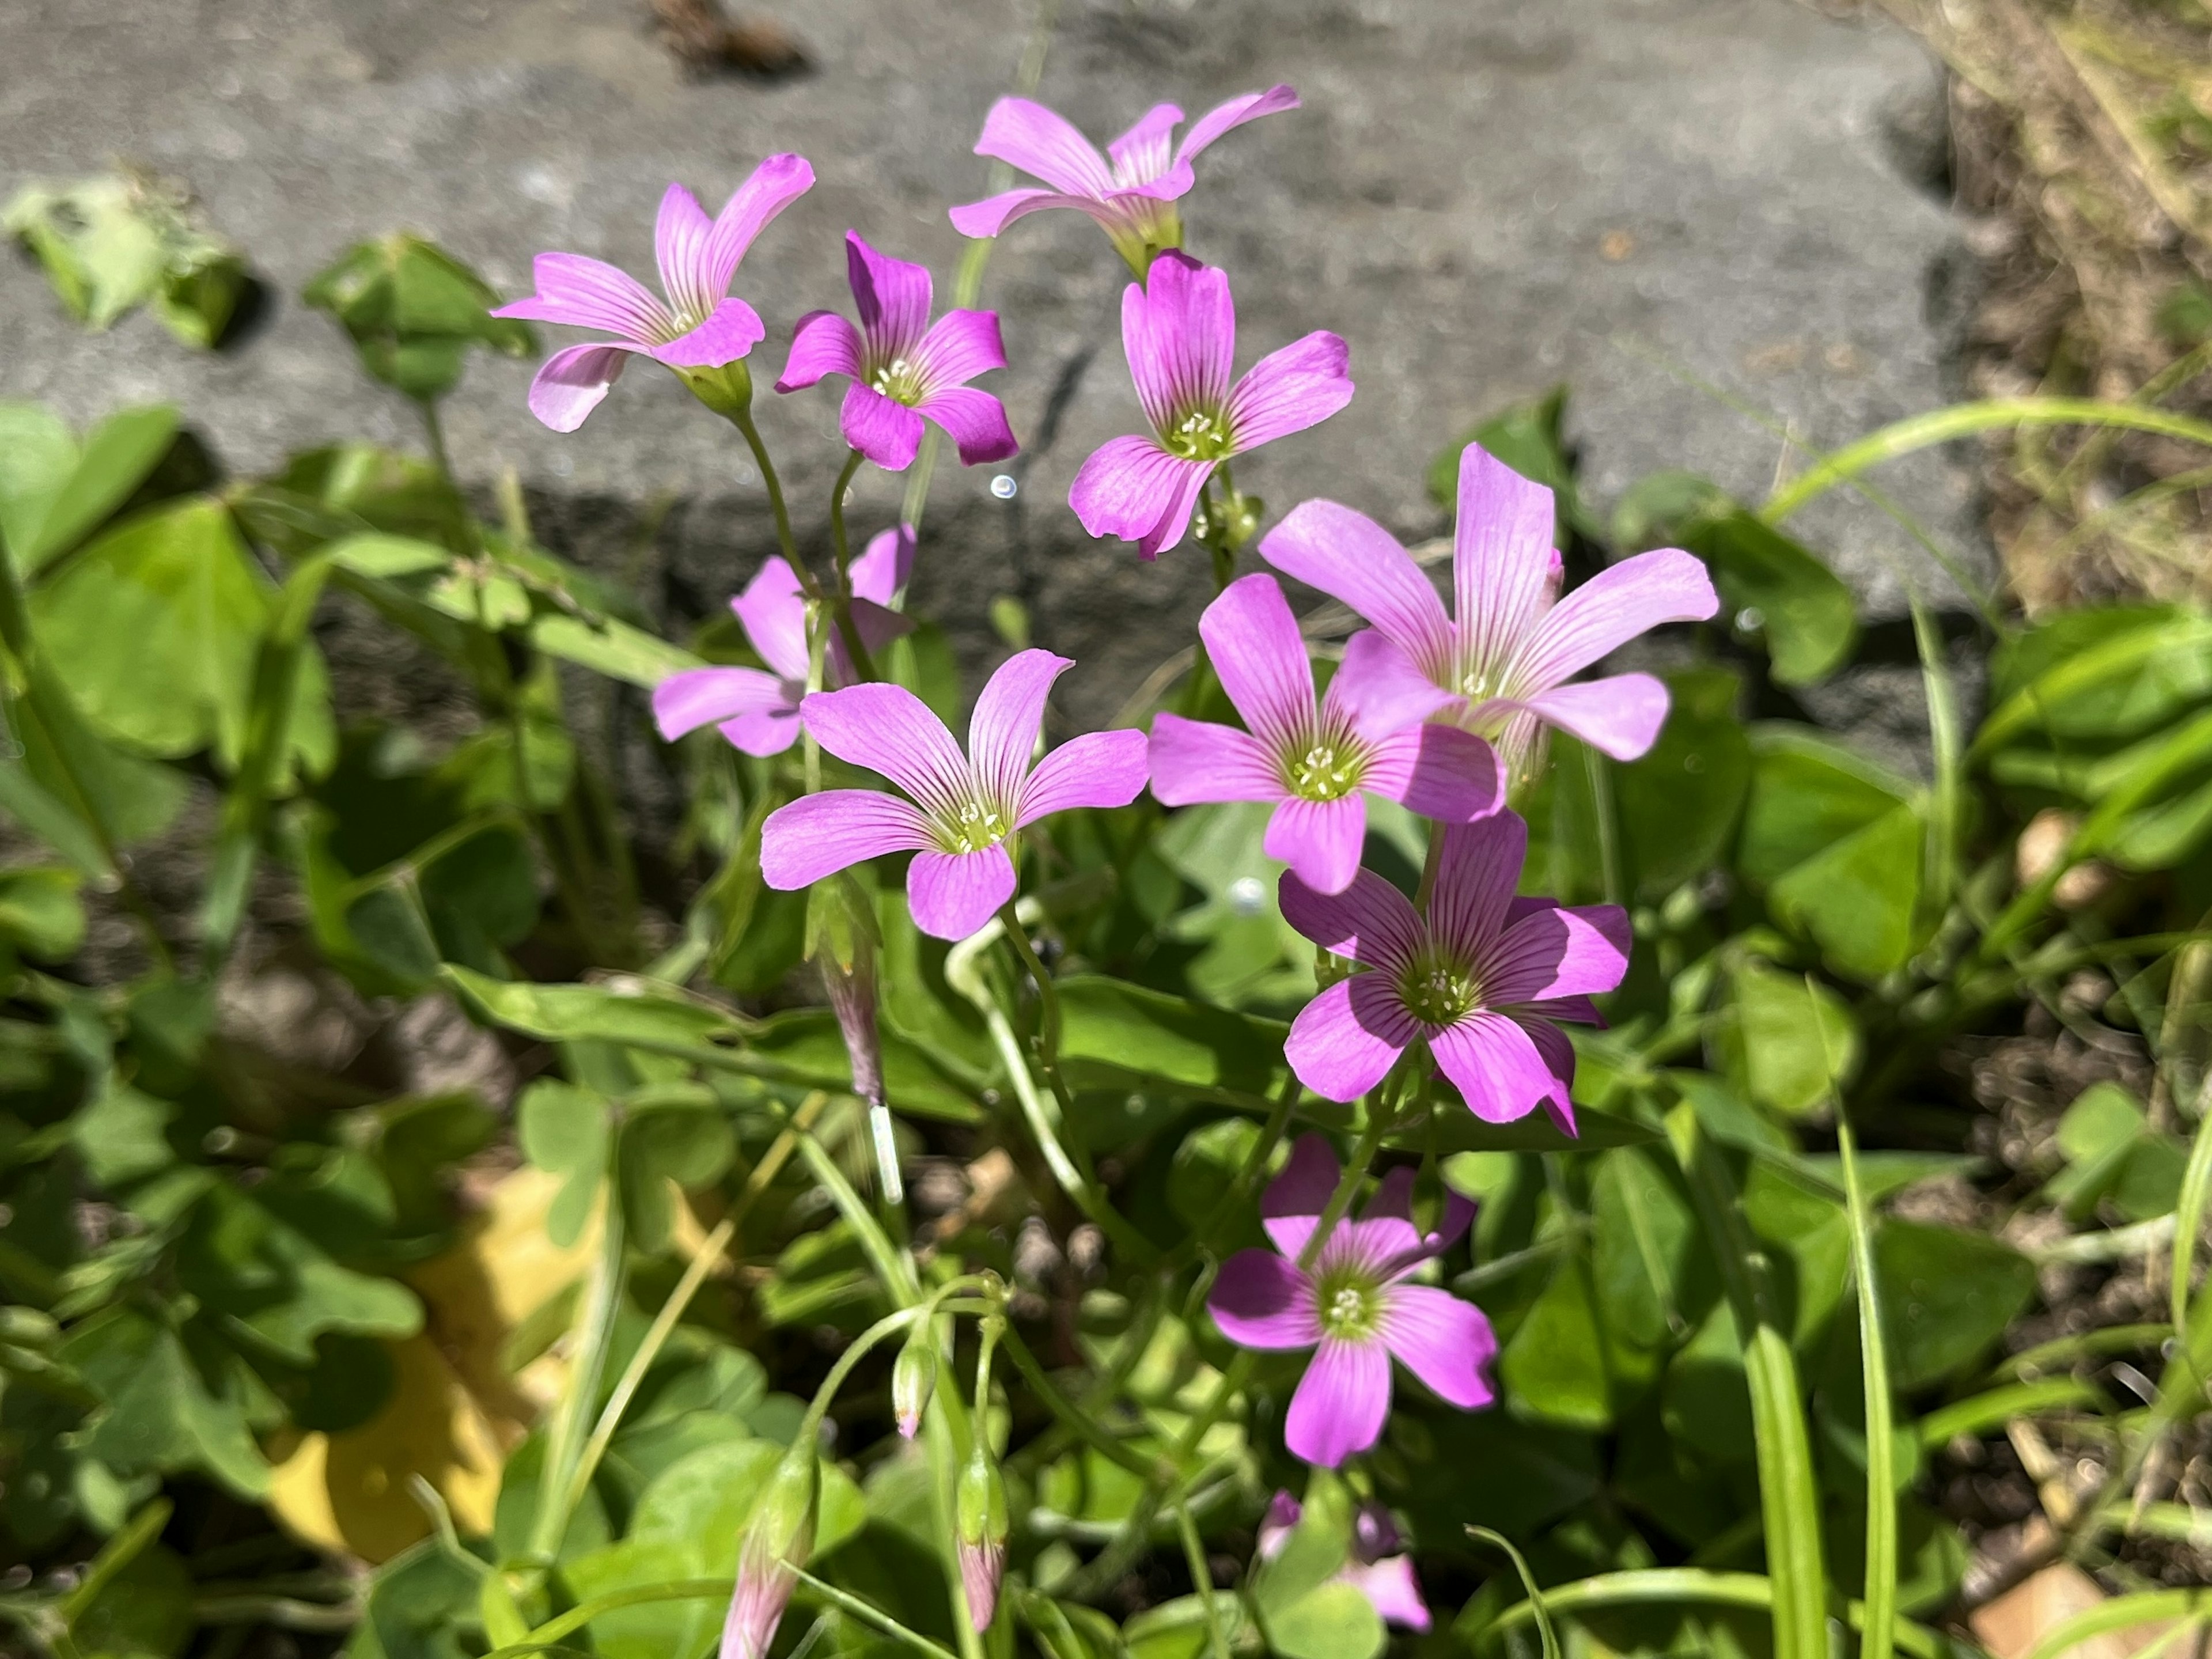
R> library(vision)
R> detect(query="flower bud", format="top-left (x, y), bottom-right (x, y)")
top-left (891, 1336), bottom-right (936, 1441)
top-left (955, 1444), bottom-right (1009, 1632)
top-left (674, 359), bottom-right (755, 421)
top-left (808, 874), bottom-right (885, 1111)
top-left (719, 1445), bottom-right (817, 1659)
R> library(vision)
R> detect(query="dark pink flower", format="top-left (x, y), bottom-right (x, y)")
top-left (759, 650), bottom-right (1147, 940)
top-left (1257, 1491), bottom-right (1431, 1631)
top-left (1070, 253), bottom-right (1351, 559)
top-left (949, 88), bottom-right (1298, 271)
top-left (1279, 813), bottom-right (1627, 1132)
top-left (1260, 443), bottom-right (1719, 770)
top-left (494, 158), bottom-right (813, 431)
top-left (1209, 1136), bottom-right (1494, 1468)
top-left (1149, 574), bottom-right (1500, 893)
top-left (652, 526), bottom-right (914, 756)
top-left (775, 232), bottom-right (1017, 472)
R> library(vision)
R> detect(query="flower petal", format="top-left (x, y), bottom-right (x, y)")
top-left (841, 382), bottom-right (929, 472)
top-left (497, 252), bottom-right (674, 340)
top-left (1207, 1249), bottom-right (1320, 1350)
top-left (650, 296), bottom-right (766, 368)
top-left (1380, 1283), bottom-right (1497, 1409)
top-left (1266, 797), bottom-right (1366, 896)
top-left (907, 846), bottom-right (1017, 941)
top-left (1452, 443), bottom-right (1559, 674)
top-left (1261, 1134), bottom-right (1341, 1260)
top-left (654, 182), bottom-right (718, 320)
top-left (969, 648), bottom-right (1070, 810)
top-left (799, 682), bottom-right (972, 821)
top-left (1016, 729), bottom-right (1150, 826)
top-left (1357, 1166), bottom-right (1475, 1274)
top-left (652, 665), bottom-right (791, 741)
top-left (918, 387), bottom-right (1019, 467)
top-left (1176, 84), bottom-right (1301, 163)
top-left (949, 188), bottom-right (1102, 240)
top-left (1285, 975), bottom-right (1418, 1104)
top-left (1147, 715), bottom-right (1283, 806)
top-left (1201, 574), bottom-right (1316, 745)
top-left (1278, 869), bottom-right (1423, 971)
top-left (1358, 722), bottom-right (1501, 824)
top-left (1225, 331), bottom-right (1353, 451)
top-left (705, 153), bottom-right (814, 292)
top-left (1342, 1557), bottom-right (1430, 1633)
top-left (1429, 1010), bottom-right (1554, 1124)
top-left (971, 97), bottom-right (1116, 196)
top-left (1125, 252), bottom-right (1234, 435)
top-left (775, 310), bottom-right (864, 392)
top-left (1519, 1017), bottom-right (1580, 1137)
top-left (845, 231), bottom-right (933, 363)
top-left (911, 309), bottom-right (1008, 393)
top-left (827, 598), bottom-right (916, 688)
top-left (1482, 902), bottom-right (1631, 1004)
top-left (1285, 1338), bottom-right (1392, 1468)
top-left (1069, 435), bottom-right (1211, 559)
top-left (851, 525), bottom-right (916, 604)
top-left (1426, 814), bottom-right (1527, 969)
top-left (1330, 630), bottom-right (1459, 740)
top-left (525, 343), bottom-right (638, 432)
top-left (1513, 547), bottom-right (1719, 690)
top-left (1260, 503), bottom-right (1453, 671)
top-left (760, 790), bottom-right (932, 889)
top-left (731, 556), bottom-right (812, 684)
top-left (1107, 102), bottom-right (1185, 186)
top-left (1509, 672), bottom-right (1672, 761)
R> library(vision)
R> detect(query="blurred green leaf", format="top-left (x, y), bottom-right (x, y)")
top-left (5, 174), bottom-right (246, 347)
top-left (0, 403), bottom-right (180, 574)
top-left (0, 865), bottom-right (85, 961)
top-left (1876, 1222), bottom-right (2034, 1389)
top-left (443, 964), bottom-right (740, 1048)
top-left (518, 1081), bottom-right (611, 1249)
top-left (303, 234), bottom-right (536, 402)
top-left (62, 1307), bottom-right (270, 1498)
top-left (1715, 963), bottom-right (1860, 1119)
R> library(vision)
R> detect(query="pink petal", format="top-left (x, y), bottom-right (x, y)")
top-left (1125, 252), bottom-right (1234, 435)
top-left (1069, 435), bottom-right (1211, 559)
top-left (652, 665), bottom-right (793, 741)
top-left (760, 790), bottom-right (933, 889)
top-left (1452, 444), bottom-right (1559, 674)
top-left (827, 598), bottom-right (916, 687)
top-left (1278, 869), bottom-right (1423, 972)
top-left (1176, 85), bottom-right (1301, 164)
top-left (705, 154), bottom-right (814, 292)
top-left (907, 846), bottom-right (1017, 940)
top-left (1318, 1209), bottom-right (1424, 1282)
top-left (949, 187), bottom-right (1100, 240)
top-left (1266, 797), bottom-right (1366, 896)
top-left (1107, 102), bottom-right (1185, 185)
top-left (1519, 1017), bottom-right (1580, 1137)
top-left (1509, 672), bottom-right (1672, 762)
top-left (1482, 902), bottom-right (1630, 1004)
top-left (1207, 1249), bottom-right (1320, 1350)
top-left (1359, 723), bottom-right (1501, 824)
top-left (1224, 332), bottom-right (1353, 451)
top-left (1259, 1492), bottom-right (1302, 1558)
top-left (496, 252), bottom-right (673, 340)
top-left (775, 310), bottom-right (864, 392)
top-left (732, 557), bottom-right (812, 684)
top-left (918, 387), bottom-right (1019, 466)
top-left (1425, 815), bottom-right (1527, 969)
top-left (526, 343), bottom-right (639, 433)
top-left (971, 97), bottom-right (1116, 196)
top-left (1359, 1169), bottom-right (1475, 1272)
top-left (1259, 503), bottom-right (1453, 671)
top-left (1513, 548), bottom-right (1720, 691)
top-left (1201, 574), bottom-right (1316, 745)
top-left (1146, 715), bottom-right (1283, 806)
top-left (1261, 1134), bottom-right (1341, 1260)
top-left (799, 682), bottom-right (972, 819)
top-left (654, 183), bottom-right (719, 320)
top-left (912, 310), bottom-right (1008, 393)
top-left (969, 649), bottom-right (1070, 809)
top-left (649, 296), bottom-right (765, 368)
top-left (840, 382), bottom-right (929, 472)
top-left (845, 232), bottom-right (932, 363)
top-left (1330, 630), bottom-right (1459, 740)
top-left (1429, 1010), bottom-right (1554, 1124)
top-left (1342, 1557), bottom-right (1430, 1633)
top-left (851, 525), bottom-right (916, 604)
top-left (1285, 975), bottom-right (1417, 1104)
top-left (719, 703), bottom-right (805, 757)
top-left (1285, 1338), bottom-right (1392, 1468)
top-left (1380, 1283), bottom-right (1497, 1409)
top-left (1016, 729), bottom-right (1150, 826)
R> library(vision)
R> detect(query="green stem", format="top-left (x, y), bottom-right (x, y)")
top-left (789, 1567), bottom-right (965, 1659)
top-left (1415, 818), bottom-right (1447, 912)
top-left (825, 448), bottom-right (878, 681)
top-left (1176, 1502), bottom-right (1233, 1659)
top-left (1836, 1109), bottom-right (1896, 1659)
top-left (994, 1327), bottom-right (1154, 1477)
top-left (728, 403), bottom-right (812, 591)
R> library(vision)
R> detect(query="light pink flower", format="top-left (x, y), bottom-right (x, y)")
top-left (1209, 1136), bottom-right (1494, 1468)
top-left (949, 87), bottom-right (1298, 271)
top-left (1259, 442), bottom-right (1720, 770)
top-left (494, 158), bottom-right (813, 431)
top-left (1070, 253), bottom-right (1351, 560)
top-left (1257, 1491), bottom-right (1431, 1632)
top-left (760, 650), bottom-right (1148, 940)
top-left (1149, 574), bottom-right (1500, 893)
top-left (652, 526), bottom-right (914, 756)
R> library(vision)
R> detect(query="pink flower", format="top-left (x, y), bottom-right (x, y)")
top-left (1209, 1136), bottom-right (1494, 1468)
top-left (949, 88), bottom-right (1299, 271)
top-left (1257, 1492), bottom-right (1431, 1632)
top-left (1259, 442), bottom-right (1720, 771)
top-left (1279, 813), bottom-right (1627, 1132)
top-left (493, 158), bottom-right (813, 431)
top-left (1149, 574), bottom-right (1501, 893)
top-left (760, 650), bottom-right (1148, 940)
top-left (651, 526), bottom-right (914, 756)
top-left (1070, 253), bottom-right (1351, 560)
top-left (775, 232), bottom-right (1018, 473)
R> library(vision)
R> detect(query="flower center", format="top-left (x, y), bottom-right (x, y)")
top-left (1163, 406), bottom-right (1235, 461)
top-left (941, 797), bottom-right (1009, 854)
top-left (1315, 1267), bottom-right (1381, 1340)
top-left (1285, 737), bottom-right (1363, 802)
top-left (1397, 946), bottom-right (1480, 1027)
top-left (869, 355), bottom-right (922, 404)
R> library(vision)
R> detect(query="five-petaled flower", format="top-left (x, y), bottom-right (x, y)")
top-left (651, 527), bottom-right (914, 756)
top-left (949, 87), bottom-right (1300, 273)
top-left (1261, 442), bottom-right (1719, 778)
top-left (1149, 574), bottom-right (1500, 893)
top-left (1208, 1135), bottom-right (1495, 1468)
top-left (1279, 812), bottom-right (1627, 1132)
top-left (760, 650), bottom-right (1148, 940)
top-left (776, 232), bottom-right (1018, 473)
top-left (1257, 1492), bottom-right (1430, 1632)
top-left (494, 157), bottom-right (813, 431)
top-left (1071, 252), bottom-right (1351, 560)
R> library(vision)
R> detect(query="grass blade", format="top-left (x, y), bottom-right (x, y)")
top-left (1838, 1109), bottom-right (1897, 1659)
top-left (2022, 1588), bottom-right (2211, 1659)
top-left (2173, 1089), bottom-right (2212, 1338)
top-left (1468, 1527), bottom-right (1561, 1659)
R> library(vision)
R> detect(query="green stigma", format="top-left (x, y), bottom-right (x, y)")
top-left (941, 798), bottom-right (1009, 854)
top-left (1285, 737), bottom-right (1363, 802)
top-left (1163, 406), bottom-right (1236, 461)
top-left (869, 355), bottom-right (922, 405)
top-left (1397, 947), bottom-right (1480, 1027)
top-left (1314, 1266), bottom-right (1382, 1341)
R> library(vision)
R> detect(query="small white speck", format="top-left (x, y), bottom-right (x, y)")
top-left (1735, 607), bottom-right (1764, 632)
top-left (990, 474), bottom-right (1017, 500)
top-left (1228, 876), bottom-right (1266, 916)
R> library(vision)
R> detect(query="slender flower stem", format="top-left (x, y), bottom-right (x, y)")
top-left (1177, 1501), bottom-right (1233, 1659)
top-left (1415, 817), bottom-right (1447, 911)
top-left (824, 448), bottom-right (879, 681)
top-left (804, 604), bottom-right (827, 797)
top-left (728, 403), bottom-right (816, 596)
top-left (994, 1327), bottom-right (1154, 1477)
top-left (788, 1568), bottom-right (964, 1659)
top-left (528, 1179), bottom-right (627, 1562)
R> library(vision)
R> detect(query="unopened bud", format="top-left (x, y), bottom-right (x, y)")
top-left (719, 1446), bottom-right (817, 1659)
top-left (808, 874), bottom-right (885, 1110)
top-left (955, 1445), bottom-right (1009, 1632)
top-left (675, 359), bottom-right (755, 421)
top-left (891, 1337), bottom-right (936, 1440)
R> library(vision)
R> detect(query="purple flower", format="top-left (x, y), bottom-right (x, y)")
top-left (1257, 1492), bottom-right (1431, 1632)
top-left (760, 650), bottom-right (1149, 940)
top-left (494, 158), bottom-right (813, 431)
top-left (1149, 574), bottom-right (1501, 893)
top-left (949, 87), bottom-right (1299, 271)
top-left (1260, 442), bottom-right (1720, 772)
top-left (1209, 1136), bottom-right (1495, 1468)
top-left (651, 526), bottom-right (915, 756)
top-left (775, 232), bottom-right (1018, 473)
top-left (1278, 813), bottom-right (1627, 1132)
top-left (1070, 252), bottom-right (1351, 560)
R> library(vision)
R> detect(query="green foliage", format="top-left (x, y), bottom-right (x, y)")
top-left (4, 173), bottom-right (247, 347)
top-left (302, 234), bottom-right (537, 403)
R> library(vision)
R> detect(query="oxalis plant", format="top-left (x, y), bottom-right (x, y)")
top-left (4, 60), bottom-right (2212, 1659)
